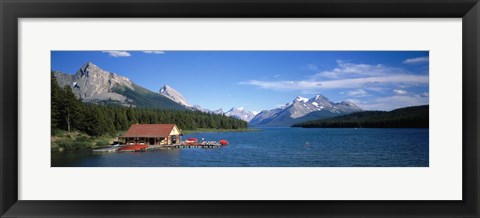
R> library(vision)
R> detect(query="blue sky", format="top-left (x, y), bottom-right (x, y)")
top-left (51, 51), bottom-right (429, 112)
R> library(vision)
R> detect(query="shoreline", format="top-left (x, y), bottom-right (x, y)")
top-left (51, 128), bottom-right (259, 152)
top-left (182, 128), bottom-right (261, 134)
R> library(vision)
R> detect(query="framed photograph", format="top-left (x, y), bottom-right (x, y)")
top-left (1, 0), bottom-right (479, 217)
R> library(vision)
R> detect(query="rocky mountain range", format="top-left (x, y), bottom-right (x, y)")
top-left (249, 95), bottom-right (363, 126)
top-left (53, 62), bottom-right (185, 110)
top-left (53, 62), bottom-right (362, 125)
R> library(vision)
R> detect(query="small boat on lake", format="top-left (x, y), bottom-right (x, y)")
top-left (117, 144), bottom-right (148, 152)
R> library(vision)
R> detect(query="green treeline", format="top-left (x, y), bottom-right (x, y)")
top-left (51, 73), bottom-right (248, 137)
top-left (292, 105), bottom-right (429, 128)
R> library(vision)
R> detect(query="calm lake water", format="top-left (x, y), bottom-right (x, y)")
top-left (51, 128), bottom-right (429, 167)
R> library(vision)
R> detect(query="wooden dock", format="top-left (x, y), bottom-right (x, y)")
top-left (93, 141), bottom-right (226, 153)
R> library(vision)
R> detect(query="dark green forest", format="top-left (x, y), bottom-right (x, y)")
top-left (51, 73), bottom-right (248, 137)
top-left (292, 105), bottom-right (429, 128)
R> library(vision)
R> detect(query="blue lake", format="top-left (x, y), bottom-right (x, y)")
top-left (51, 128), bottom-right (429, 167)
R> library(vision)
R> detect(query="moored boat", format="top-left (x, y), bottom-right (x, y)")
top-left (117, 144), bottom-right (148, 152)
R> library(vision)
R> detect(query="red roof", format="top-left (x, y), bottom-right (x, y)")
top-left (122, 124), bottom-right (177, 138)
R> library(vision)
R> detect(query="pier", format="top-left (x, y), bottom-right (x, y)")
top-left (92, 139), bottom-right (229, 153)
top-left (164, 144), bottom-right (223, 149)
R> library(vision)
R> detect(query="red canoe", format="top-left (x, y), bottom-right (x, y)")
top-left (118, 144), bottom-right (148, 152)
top-left (186, 138), bottom-right (198, 142)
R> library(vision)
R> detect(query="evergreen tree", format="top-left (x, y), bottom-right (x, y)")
top-left (59, 86), bottom-right (81, 132)
top-left (51, 72), bottom-right (62, 132)
top-left (51, 74), bottom-right (249, 136)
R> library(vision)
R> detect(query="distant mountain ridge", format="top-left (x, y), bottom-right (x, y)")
top-left (292, 105), bottom-right (428, 128)
top-left (191, 106), bottom-right (258, 122)
top-left (249, 94), bottom-right (363, 127)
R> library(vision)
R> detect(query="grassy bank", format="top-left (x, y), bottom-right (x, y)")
top-left (182, 128), bottom-right (261, 134)
top-left (51, 130), bottom-right (121, 152)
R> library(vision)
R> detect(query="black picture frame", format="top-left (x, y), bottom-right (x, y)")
top-left (1, 0), bottom-right (479, 217)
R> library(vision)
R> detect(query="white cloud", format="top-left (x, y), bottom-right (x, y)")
top-left (344, 98), bottom-right (366, 106)
top-left (102, 51), bottom-right (131, 57)
top-left (313, 60), bottom-right (405, 79)
top-left (363, 86), bottom-right (388, 93)
top-left (239, 74), bottom-right (428, 91)
top-left (142, 51), bottom-right (165, 54)
top-left (239, 60), bottom-right (429, 111)
top-left (393, 89), bottom-right (407, 95)
top-left (348, 95), bottom-right (429, 111)
top-left (403, 56), bottom-right (429, 64)
top-left (240, 60), bottom-right (428, 95)
top-left (421, 92), bottom-right (429, 97)
top-left (346, 89), bottom-right (368, 97)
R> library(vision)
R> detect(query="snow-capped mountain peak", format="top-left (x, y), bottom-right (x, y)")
top-left (312, 94), bottom-right (328, 101)
top-left (225, 107), bottom-right (258, 122)
top-left (159, 85), bottom-right (191, 107)
top-left (249, 94), bottom-right (363, 126)
top-left (294, 96), bottom-right (309, 103)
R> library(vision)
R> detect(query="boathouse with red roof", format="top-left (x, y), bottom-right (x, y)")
top-left (120, 124), bottom-right (181, 145)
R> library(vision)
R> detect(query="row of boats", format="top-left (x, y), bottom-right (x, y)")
top-left (93, 138), bottom-right (229, 153)
top-left (184, 138), bottom-right (229, 146)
